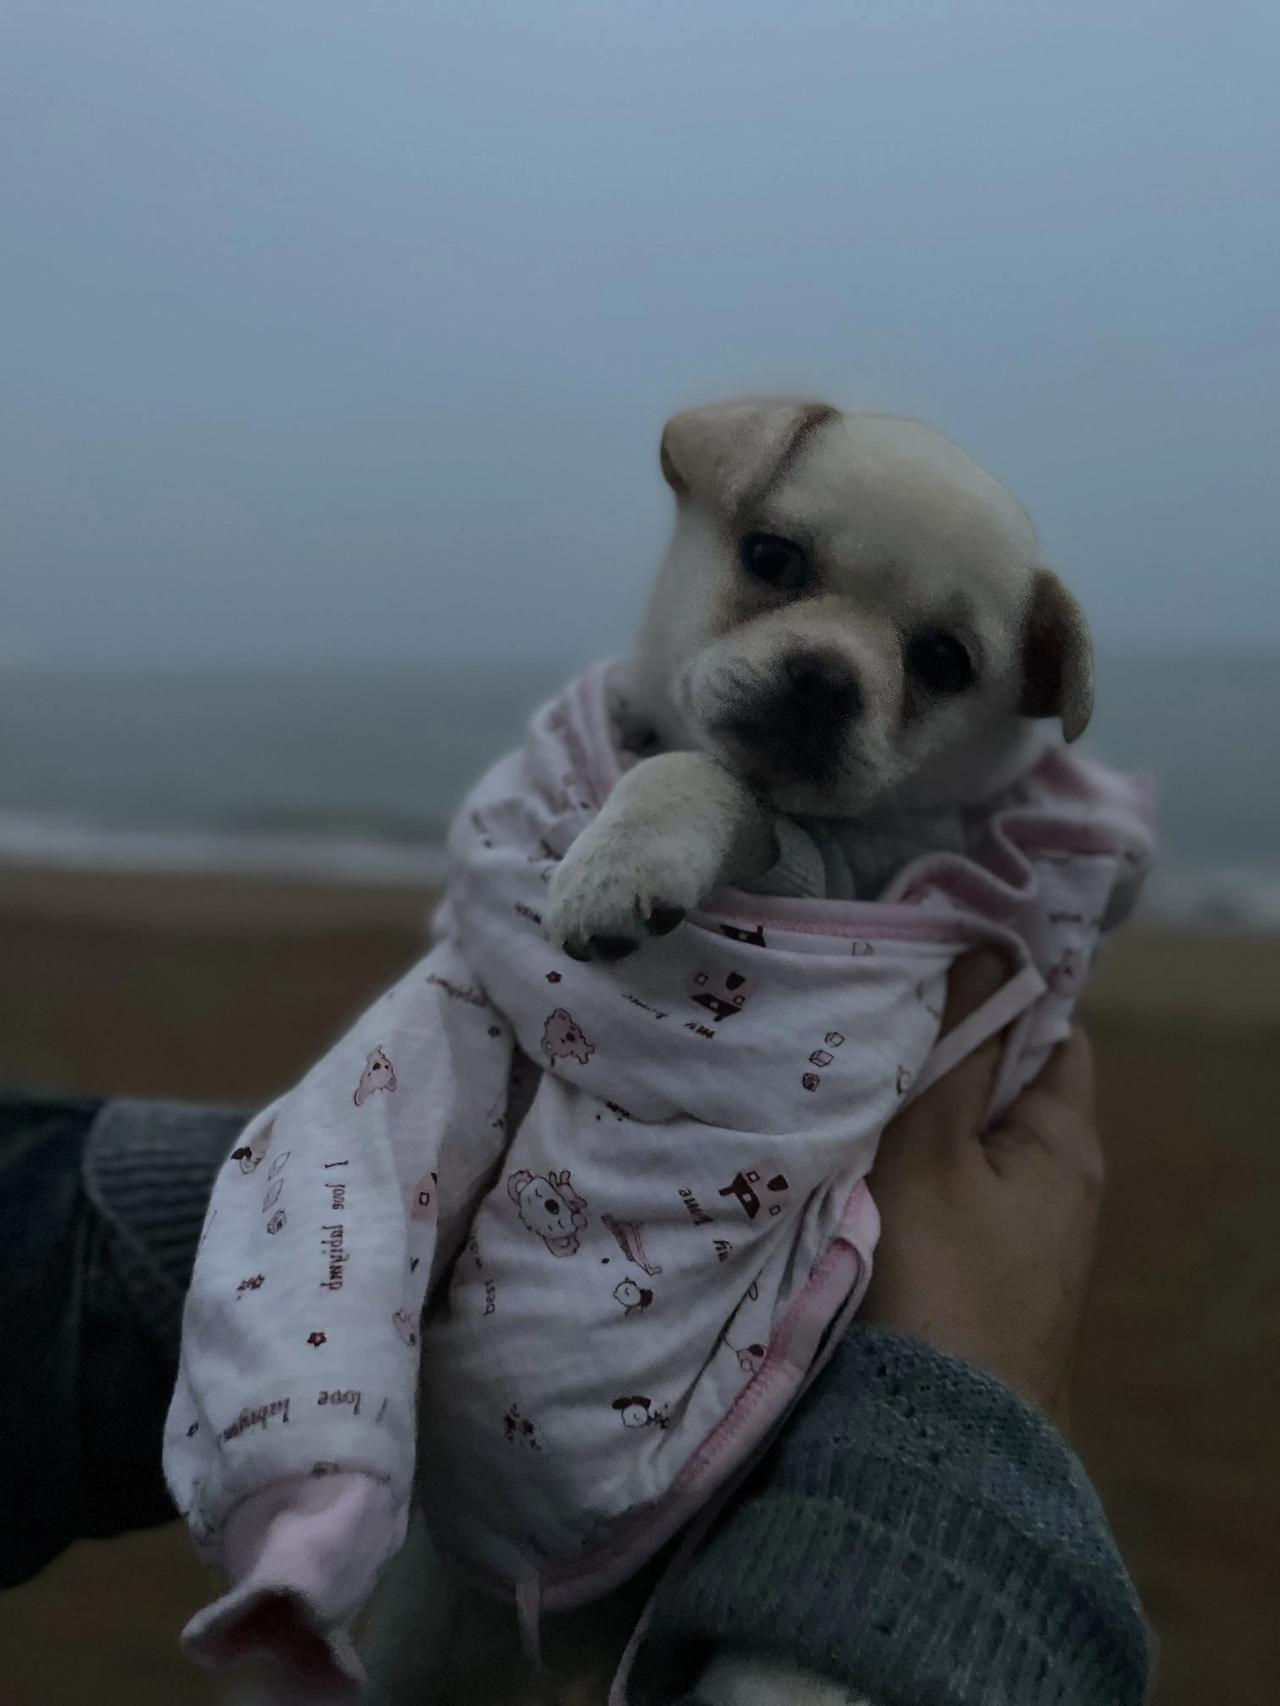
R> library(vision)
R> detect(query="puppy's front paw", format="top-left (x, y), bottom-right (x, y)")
top-left (545, 829), bottom-right (710, 962)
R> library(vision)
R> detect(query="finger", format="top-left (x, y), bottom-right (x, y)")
top-left (939, 946), bottom-right (1008, 1035)
top-left (1031, 1024), bottom-right (1095, 1115)
top-left (922, 946), bottom-right (1009, 1138)
top-left (987, 1029), bottom-right (1104, 1184)
top-left (876, 948), bottom-right (1007, 1170)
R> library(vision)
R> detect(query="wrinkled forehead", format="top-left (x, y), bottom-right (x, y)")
top-left (754, 414), bottom-right (1040, 612)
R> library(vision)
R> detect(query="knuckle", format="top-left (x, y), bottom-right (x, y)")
top-left (1069, 1126), bottom-right (1106, 1197)
top-left (1078, 1146), bottom-right (1106, 1197)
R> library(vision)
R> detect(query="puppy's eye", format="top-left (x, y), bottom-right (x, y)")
top-left (738, 531), bottom-right (808, 594)
top-left (905, 628), bottom-right (976, 695)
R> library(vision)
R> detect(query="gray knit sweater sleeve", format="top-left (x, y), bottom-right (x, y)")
top-left (0, 1092), bottom-right (246, 1587)
top-left (2, 1093), bottom-right (1149, 1703)
top-left (630, 1325), bottom-right (1152, 1706)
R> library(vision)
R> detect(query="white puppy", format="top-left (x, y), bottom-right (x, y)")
top-left (355, 400), bottom-right (1093, 1706)
top-left (547, 397), bottom-right (1090, 960)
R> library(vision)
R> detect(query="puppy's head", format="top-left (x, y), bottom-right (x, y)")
top-left (632, 398), bottom-right (1091, 815)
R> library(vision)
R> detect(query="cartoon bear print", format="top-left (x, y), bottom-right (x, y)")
top-left (503, 1403), bottom-right (543, 1451)
top-left (613, 1276), bottom-right (654, 1315)
top-left (230, 1117), bottom-right (275, 1176)
top-left (612, 1396), bottom-right (669, 1430)
top-left (688, 967), bottom-right (752, 1022)
top-left (508, 1168), bottom-right (589, 1256)
top-left (541, 1009), bottom-right (595, 1067)
top-left (354, 1046), bottom-right (397, 1107)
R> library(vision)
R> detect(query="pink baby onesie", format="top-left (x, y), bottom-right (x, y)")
top-left (164, 662), bottom-right (1153, 1697)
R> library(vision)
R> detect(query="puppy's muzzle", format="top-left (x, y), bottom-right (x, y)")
top-left (718, 649), bottom-right (861, 786)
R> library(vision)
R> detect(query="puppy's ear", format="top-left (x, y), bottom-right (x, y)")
top-left (659, 397), bottom-right (839, 513)
top-left (1020, 568), bottom-right (1093, 743)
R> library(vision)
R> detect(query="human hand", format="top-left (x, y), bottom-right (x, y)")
top-left (863, 950), bottom-right (1104, 1425)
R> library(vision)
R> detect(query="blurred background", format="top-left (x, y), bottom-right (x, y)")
top-left (1, 3), bottom-right (1276, 1702)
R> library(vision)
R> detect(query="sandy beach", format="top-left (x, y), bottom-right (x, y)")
top-left (2, 862), bottom-right (1277, 1704)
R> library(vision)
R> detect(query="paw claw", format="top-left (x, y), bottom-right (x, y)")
top-left (560, 933), bottom-right (641, 963)
top-left (547, 828), bottom-right (709, 965)
top-left (591, 934), bottom-right (639, 961)
top-left (646, 907), bottom-right (685, 937)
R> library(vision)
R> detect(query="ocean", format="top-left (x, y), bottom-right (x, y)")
top-left (3, 653), bottom-right (1277, 926)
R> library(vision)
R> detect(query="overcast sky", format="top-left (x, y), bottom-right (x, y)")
top-left (2, 0), bottom-right (1277, 669)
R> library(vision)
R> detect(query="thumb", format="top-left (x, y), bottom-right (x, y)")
top-left (940, 946), bottom-right (1010, 1036)
top-left (986, 1028), bottom-right (1103, 1179)
top-left (875, 947), bottom-right (1008, 1176)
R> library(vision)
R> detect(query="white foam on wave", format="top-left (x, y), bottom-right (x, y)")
top-left (3, 811), bottom-right (1278, 929)
top-left (1135, 864), bottom-right (1280, 931)
top-left (0, 810), bottom-right (447, 889)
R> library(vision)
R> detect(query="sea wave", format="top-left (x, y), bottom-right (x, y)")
top-left (3, 809), bottom-right (1278, 929)
top-left (0, 810), bottom-right (448, 889)
top-left (1133, 864), bottom-right (1280, 931)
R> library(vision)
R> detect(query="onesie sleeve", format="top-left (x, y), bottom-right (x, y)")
top-left (162, 1020), bottom-right (439, 1696)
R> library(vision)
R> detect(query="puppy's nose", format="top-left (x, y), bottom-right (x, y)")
top-left (782, 649), bottom-right (863, 722)
top-left (718, 648), bottom-right (862, 787)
